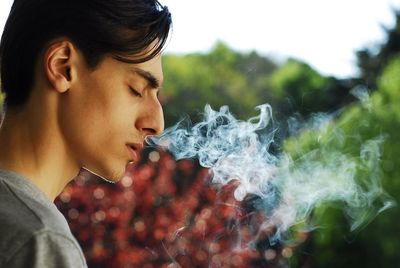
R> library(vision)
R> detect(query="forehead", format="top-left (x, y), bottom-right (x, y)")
top-left (132, 54), bottom-right (164, 85)
top-left (91, 51), bottom-right (164, 87)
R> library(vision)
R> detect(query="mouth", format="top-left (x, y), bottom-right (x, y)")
top-left (126, 143), bottom-right (143, 164)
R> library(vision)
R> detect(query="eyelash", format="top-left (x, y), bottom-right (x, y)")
top-left (129, 86), bottom-right (142, 97)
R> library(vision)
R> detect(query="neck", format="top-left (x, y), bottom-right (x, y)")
top-left (0, 103), bottom-right (79, 201)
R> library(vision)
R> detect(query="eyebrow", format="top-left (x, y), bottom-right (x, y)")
top-left (131, 67), bottom-right (160, 89)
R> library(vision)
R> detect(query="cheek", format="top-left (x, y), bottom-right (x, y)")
top-left (67, 77), bottom-right (122, 131)
top-left (58, 102), bottom-right (132, 169)
top-left (58, 90), bottom-right (125, 157)
top-left (77, 102), bottom-right (128, 143)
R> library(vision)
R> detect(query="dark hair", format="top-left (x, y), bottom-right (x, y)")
top-left (0, 0), bottom-right (172, 107)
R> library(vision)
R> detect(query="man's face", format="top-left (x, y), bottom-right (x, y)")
top-left (58, 53), bottom-right (164, 182)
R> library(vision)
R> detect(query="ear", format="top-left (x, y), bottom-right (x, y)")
top-left (44, 40), bottom-right (76, 93)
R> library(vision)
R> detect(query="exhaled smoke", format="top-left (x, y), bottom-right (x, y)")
top-left (147, 104), bottom-right (395, 243)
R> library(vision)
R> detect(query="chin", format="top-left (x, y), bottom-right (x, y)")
top-left (82, 163), bottom-right (126, 184)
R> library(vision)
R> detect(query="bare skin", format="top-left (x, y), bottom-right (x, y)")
top-left (0, 39), bottom-right (164, 201)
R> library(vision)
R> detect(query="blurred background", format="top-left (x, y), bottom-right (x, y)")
top-left (2, 1), bottom-right (400, 267)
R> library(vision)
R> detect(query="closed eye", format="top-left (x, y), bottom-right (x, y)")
top-left (129, 86), bottom-right (142, 97)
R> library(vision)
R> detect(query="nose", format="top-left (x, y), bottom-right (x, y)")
top-left (135, 101), bottom-right (164, 137)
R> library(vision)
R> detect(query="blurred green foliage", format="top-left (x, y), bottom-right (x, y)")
top-left (268, 58), bottom-right (333, 117)
top-left (281, 12), bottom-right (400, 267)
top-left (285, 56), bottom-right (400, 267)
top-left (357, 10), bottom-right (400, 89)
top-left (161, 42), bottom-right (278, 126)
top-left (267, 59), bottom-right (353, 117)
top-left (268, 59), bottom-right (328, 99)
top-left (162, 42), bottom-right (355, 132)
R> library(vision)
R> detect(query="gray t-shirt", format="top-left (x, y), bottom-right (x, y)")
top-left (0, 170), bottom-right (87, 267)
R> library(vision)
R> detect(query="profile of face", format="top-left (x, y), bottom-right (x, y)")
top-left (56, 48), bottom-right (164, 182)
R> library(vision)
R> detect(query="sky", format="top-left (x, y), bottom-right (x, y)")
top-left (1, 0), bottom-right (400, 78)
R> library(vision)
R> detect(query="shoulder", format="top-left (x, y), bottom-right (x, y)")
top-left (2, 228), bottom-right (87, 268)
top-left (0, 172), bottom-right (71, 234)
top-left (0, 174), bottom-right (87, 267)
top-left (0, 178), bottom-right (44, 260)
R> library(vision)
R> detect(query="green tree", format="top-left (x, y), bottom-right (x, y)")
top-left (161, 42), bottom-right (278, 127)
top-left (162, 45), bottom-right (356, 136)
top-left (267, 59), bottom-right (353, 117)
top-left (356, 10), bottom-right (400, 89)
top-left (286, 55), bottom-right (400, 267)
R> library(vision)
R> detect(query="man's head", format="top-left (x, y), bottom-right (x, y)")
top-left (0, 0), bottom-right (172, 182)
top-left (0, 0), bottom-right (171, 108)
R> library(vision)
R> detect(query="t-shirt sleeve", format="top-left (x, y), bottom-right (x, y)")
top-left (5, 229), bottom-right (87, 268)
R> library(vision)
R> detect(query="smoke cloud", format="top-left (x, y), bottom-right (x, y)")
top-left (147, 104), bottom-right (394, 244)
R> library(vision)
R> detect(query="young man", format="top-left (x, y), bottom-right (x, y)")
top-left (0, 0), bottom-right (172, 267)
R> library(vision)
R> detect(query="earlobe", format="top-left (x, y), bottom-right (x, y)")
top-left (44, 41), bottom-right (75, 93)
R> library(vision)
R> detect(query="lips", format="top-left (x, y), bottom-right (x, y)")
top-left (126, 143), bottom-right (143, 163)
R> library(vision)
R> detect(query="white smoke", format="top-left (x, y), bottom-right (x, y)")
top-left (147, 104), bottom-right (395, 243)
